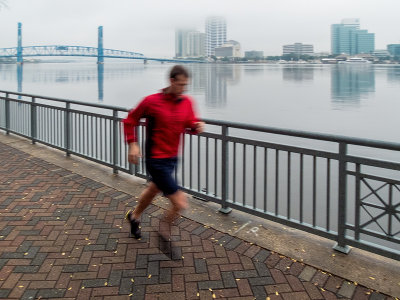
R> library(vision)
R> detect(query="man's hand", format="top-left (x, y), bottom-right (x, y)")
top-left (194, 121), bottom-right (205, 134)
top-left (128, 142), bottom-right (141, 165)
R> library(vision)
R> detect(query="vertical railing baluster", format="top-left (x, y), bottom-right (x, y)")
top-left (31, 97), bottom-right (36, 144)
top-left (275, 150), bottom-right (279, 216)
top-left (190, 134), bottom-right (193, 189)
top-left (214, 138), bottom-right (218, 197)
top-left (388, 183), bottom-right (393, 237)
top-left (206, 137), bottom-right (209, 195)
top-left (65, 103), bottom-right (70, 156)
top-left (287, 152), bottom-right (291, 219)
top-left (264, 148), bottom-right (268, 212)
top-left (219, 125), bottom-right (231, 213)
top-left (182, 134), bottom-right (186, 187)
top-left (355, 163), bottom-right (361, 241)
top-left (327, 158), bottom-right (331, 231)
top-left (243, 144), bottom-right (246, 206)
top-left (333, 143), bottom-right (350, 254)
top-left (233, 142), bottom-right (236, 203)
top-left (253, 146), bottom-right (257, 209)
top-left (197, 135), bottom-right (200, 192)
top-left (112, 110), bottom-right (118, 174)
top-left (5, 93), bottom-right (10, 134)
top-left (313, 156), bottom-right (316, 227)
top-left (300, 153), bottom-right (304, 223)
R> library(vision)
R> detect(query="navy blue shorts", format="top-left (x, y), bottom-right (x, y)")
top-left (146, 157), bottom-right (179, 196)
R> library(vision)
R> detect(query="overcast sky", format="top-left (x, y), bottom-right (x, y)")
top-left (1, 0), bottom-right (400, 57)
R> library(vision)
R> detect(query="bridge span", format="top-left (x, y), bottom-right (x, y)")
top-left (0, 23), bottom-right (204, 64)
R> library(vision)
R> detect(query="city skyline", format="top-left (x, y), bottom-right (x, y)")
top-left (0, 0), bottom-right (400, 57)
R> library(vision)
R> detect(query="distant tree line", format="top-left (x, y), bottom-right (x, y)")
top-left (211, 53), bottom-right (400, 63)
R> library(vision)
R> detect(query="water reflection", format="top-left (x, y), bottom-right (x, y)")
top-left (282, 65), bottom-right (314, 82)
top-left (188, 64), bottom-right (240, 108)
top-left (386, 66), bottom-right (400, 83)
top-left (3, 63), bottom-right (400, 116)
top-left (331, 65), bottom-right (375, 104)
top-left (17, 64), bottom-right (23, 99)
top-left (97, 64), bottom-right (104, 102)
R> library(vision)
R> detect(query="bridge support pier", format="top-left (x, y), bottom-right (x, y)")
top-left (97, 26), bottom-right (104, 64)
top-left (144, 59), bottom-right (148, 64)
top-left (17, 22), bottom-right (23, 64)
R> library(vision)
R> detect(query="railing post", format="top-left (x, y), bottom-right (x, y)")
top-left (333, 142), bottom-right (351, 254)
top-left (219, 125), bottom-right (232, 214)
top-left (134, 126), bottom-right (139, 176)
top-left (5, 93), bottom-right (10, 135)
top-left (112, 109), bottom-right (119, 174)
top-left (31, 97), bottom-right (36, 144)
top-left (65, 102), bottom-right (71, 156)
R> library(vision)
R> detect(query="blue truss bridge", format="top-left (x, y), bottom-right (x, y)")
top-left (0, 23), bottom-right (204, 64)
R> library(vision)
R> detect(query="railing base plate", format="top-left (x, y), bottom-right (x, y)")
top-left (332, 243), bottom-right (351, 254)
top-left (219, 207), bottom-right (232, 214)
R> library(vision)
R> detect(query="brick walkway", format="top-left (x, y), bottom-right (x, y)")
top-left (0, 141), bottom-right (394, 300)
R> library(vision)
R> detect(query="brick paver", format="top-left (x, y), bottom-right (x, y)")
top-left (0, 141), bottom-right (395, 299)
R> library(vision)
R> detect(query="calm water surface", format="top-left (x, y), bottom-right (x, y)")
top-left (1, 62), bottom-right (400, 142)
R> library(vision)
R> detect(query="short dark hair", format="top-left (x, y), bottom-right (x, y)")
top-left (169, 65), bottom-right (190, 79)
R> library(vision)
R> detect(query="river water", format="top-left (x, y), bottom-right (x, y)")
top-left (1, 61), bottom-right (399, 142)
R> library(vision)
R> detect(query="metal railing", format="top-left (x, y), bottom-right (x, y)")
top-left (0, 90), bottom-right (399, 260)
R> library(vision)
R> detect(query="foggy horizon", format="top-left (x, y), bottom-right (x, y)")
top-left (1, 0), bottom-right (400, 57)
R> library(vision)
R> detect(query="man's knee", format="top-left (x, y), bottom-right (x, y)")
top-left (168, 190), bottom-right (188, 210)
top-left (147, 182), bottom-right (160, 196)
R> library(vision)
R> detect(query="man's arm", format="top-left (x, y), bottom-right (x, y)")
top-left (128, 142), bottom-right (141, 164)
top-left (122, 98), bottom-right (148, 164)
top-left (193, 121), bottom-right (205, 133)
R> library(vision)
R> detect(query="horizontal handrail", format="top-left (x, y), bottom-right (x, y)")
top-left (2, 90), bottom-right (400, 151)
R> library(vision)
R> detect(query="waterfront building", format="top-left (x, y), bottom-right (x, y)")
top-left (244, 50), bottom-right (264, 59)
top-left (282, 43), bottom-right (314, 56)
top-left (175, 29), bottom-right (191, 58)
top-left (175, 29), bottom-right (205, 58)
top-left (372, 50), bottom-right (391, 58)
top-left (205, 16), bottom-right (227, 57)
top-left (331, 19), bottom-right (374, 55)
top-left (215, 40), bottom-right (241, 58)
top-left (187, 31), bottom-right (206, 57)
top-left (387, 44), bottom-right (400, 56)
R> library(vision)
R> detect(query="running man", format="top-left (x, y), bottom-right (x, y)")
top-left (123, 65), bottom-right (204, 254)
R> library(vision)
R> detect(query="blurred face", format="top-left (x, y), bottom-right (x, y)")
top-left (169, 74), bottom-right (189, 95)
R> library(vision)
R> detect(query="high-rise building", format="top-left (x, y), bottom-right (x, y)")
top-left (331, 19), bottom-right (374, 55)
top-left (205, 16), bottom-right (227, 57)
top-left (175, 29), bottom-right (191, 58)
top-left (175, 29), bottom-right (205, 58)
top-left (282, 43), bottom-right (314, 55)
top-left (187, 31), bottom-right (206, 57)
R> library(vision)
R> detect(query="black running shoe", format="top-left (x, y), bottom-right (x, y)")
top-left (125, 210), bottom-right (141, 239)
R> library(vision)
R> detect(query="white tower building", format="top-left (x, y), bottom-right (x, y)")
top-left (205, 16), bottom-right (227, 57)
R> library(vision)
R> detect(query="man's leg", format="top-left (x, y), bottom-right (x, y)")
top-left (159, 190), bottom-right (188, 237)
top-left (132, 182), bottom-right (160, 220)
top-left (126, 182), bottom-right (159, 239)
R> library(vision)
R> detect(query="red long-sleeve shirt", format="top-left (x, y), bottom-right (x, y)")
top-left (123, 91), bottom-right (199, 158)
